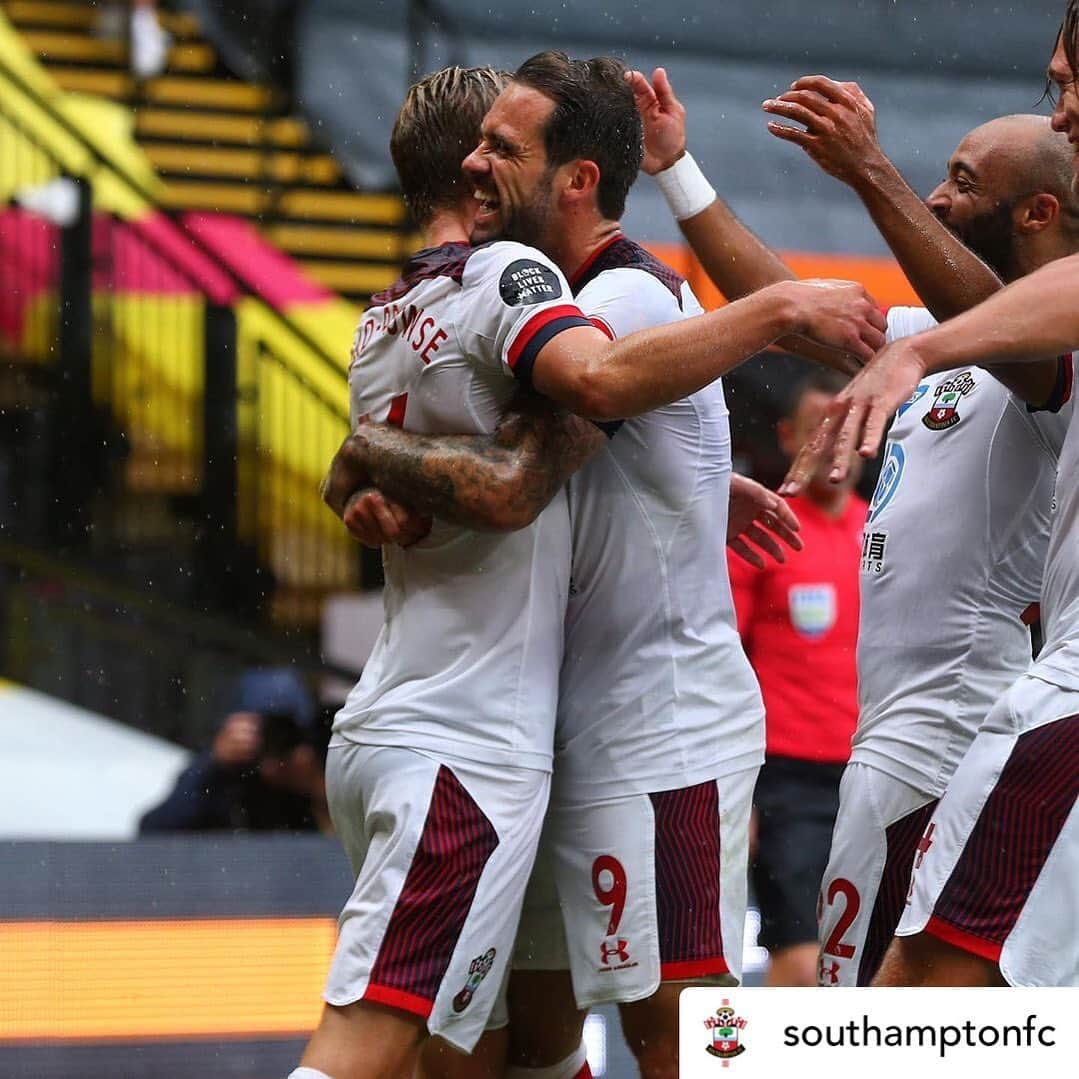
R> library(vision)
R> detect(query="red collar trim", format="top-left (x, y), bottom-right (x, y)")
top-left (569, 233), bottom-right (624, 289)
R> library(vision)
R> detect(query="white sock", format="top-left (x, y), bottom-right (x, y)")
top-left (288, 1069), bottom-right (335, 1079)
top-left (506, 1042), bottom-right (588, 1079)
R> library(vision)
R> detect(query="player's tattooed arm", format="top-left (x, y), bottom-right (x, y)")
top-left (328, 400), bottom-right (606, 534)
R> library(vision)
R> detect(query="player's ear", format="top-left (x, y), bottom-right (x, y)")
top-left (563, 159), bottom-right (601, 205)
top-left (1017, 192), bottom-right (1059, 233)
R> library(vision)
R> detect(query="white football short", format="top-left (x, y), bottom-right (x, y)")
top-left (513, 768), bottom-right (757, 1007)
top-left (816, 762), bottom-right (938, 986)
top-left (322, 741), bottom-right (550, 1052)
top-left (897, 674), bottom-right (1079, 986)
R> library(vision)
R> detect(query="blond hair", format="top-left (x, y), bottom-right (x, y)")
top-left (391, 66), bottom-right (508, 225)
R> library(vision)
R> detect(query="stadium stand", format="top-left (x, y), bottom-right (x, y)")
top-left (3, 0), bottom-right (408, 304)
top-left (0, 4), bottom-right (388, 755)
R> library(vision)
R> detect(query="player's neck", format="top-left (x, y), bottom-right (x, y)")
top-left (557, 217), bottom-right (624, 284)
top-left (421, 208), bottom-right (472, 250)
top-left (807, 484), bottom-right (852, 519)
top-left (1016, 230), bottom-right (1079, 280)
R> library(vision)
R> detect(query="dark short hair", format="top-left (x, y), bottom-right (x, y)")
top-left (391, 66), bottom-right (508, 225)
top-left (784, 368), bottom-right (849, 419)
top-left (513, 51), bottom-right (643, 220)
top-left (1066, 1), bottom-right (1079, 81)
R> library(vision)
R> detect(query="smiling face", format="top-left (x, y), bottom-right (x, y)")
top-left (925, 115), bottom-right (1071, 280)
top-left (463, 82), bottom-right (564, 248)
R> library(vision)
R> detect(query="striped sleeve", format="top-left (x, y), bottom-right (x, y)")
top-left (505, 304), bottom-right (593, 386)
top-left (456, 241), bottom-right (591, 386)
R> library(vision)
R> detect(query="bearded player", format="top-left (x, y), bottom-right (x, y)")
top-left (628, 64), bottom-right (1077, 987)
top-left (298, 59), bottom-right (886, 1079)
top-left (322, 53), bottom-right (828, 1079)
top-left (779, 1), bottom-right (1079, 988)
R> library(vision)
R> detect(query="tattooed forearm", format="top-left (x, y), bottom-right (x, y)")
top-left (321, 436), bottom-right (371, 517)
top-left (347, 405), bottom-right (606, 532)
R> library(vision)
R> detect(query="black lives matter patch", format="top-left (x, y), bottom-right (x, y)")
top-left (499, 260), bottom-right (563, 306)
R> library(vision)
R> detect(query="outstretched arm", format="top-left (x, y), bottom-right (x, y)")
top-left (628, 67), bottom-right (863, 375)
top-left (530, 277), bottom-right (885, 420)
top-left (781, 252), bottom-right (1079, 493)
top-left (629, 67), bottom-right (797, 299)
top-left (324, 400), bottom-right (606, 534)
top-left (764, 74), bottom-right (1058, 406)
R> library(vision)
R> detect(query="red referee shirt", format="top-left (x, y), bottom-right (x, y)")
top-left (728, 493), bottom-right (865, 764)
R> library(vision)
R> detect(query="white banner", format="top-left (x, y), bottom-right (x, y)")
top-left (679, 987), bottom-right (1079, 1079)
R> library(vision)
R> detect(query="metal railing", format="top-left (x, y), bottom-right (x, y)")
top-left (0, 540), bottom-right (359, 746)
top-left (0, 31), bottom-right (368, 632)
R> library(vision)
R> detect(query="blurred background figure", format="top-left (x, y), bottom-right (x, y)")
top-left (139, 667), bottom-right (331, 833)
top-left (728, 369), bottom-right (864, 986)
top-left (130, 0), bottom-right (170, 78)
top-left (95, 0), bottom-right (171, 78)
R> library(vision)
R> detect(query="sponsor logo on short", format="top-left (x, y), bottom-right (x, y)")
top-left (789, 584), bottom-right (837, 639)
top-left (600, 936), bottom-right (631, 966)
top-left (451, 947), bottom-right (496, 1013)
top-left (597, 934), bottom-right (638, 973)
top-left (818, 958), bottom-right (841, 985)
top-left (922, 370), bottom-right (975, 431)
top-left (704, 1000), bottom-right (748, 1065)
top-left (906, 823), bottom-right (936, 905)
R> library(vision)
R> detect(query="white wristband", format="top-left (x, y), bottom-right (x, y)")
top-left (653, 151), bottom-right (716, 221)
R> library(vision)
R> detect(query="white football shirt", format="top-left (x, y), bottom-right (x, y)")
top-left (1031, 353), bottom-right (1079, 690)
top-left (854, 306), bottom-right (1071, 794)
top-left (554, 237), bottom-right (765, 802)
top-left (334, 241), bottom-right (592, 771)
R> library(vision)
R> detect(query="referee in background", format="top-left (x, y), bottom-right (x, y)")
top-left (728, 369), bottom-right (864, 986)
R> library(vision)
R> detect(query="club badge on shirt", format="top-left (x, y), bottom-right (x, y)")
top-left (788, 584), bottom-right (837, 638)
top-left (923, 370), bottom-right (975, 431)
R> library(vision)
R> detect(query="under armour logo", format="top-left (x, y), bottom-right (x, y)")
top-left (914, 823), bottom-right (935, 869)
top-left (819, 959), bottom-right (840, 985)
top-left (907, 822), bottom-right (936, 904)
top-left (600, 938), bottom-right (630, 965)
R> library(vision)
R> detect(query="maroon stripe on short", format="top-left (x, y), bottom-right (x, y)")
top-left (856, 798), bottom-right (938, 986)
top-left (649, 781), bottom-right (726, 975)
top-left (365, 765), bottom-right (500, 1008)
top-left (928, 716), bottom-right (1079, 953)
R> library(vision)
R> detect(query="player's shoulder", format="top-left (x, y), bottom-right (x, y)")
top-left (575, 235), bottom-right (685, 306)
top-left (369, 241), bottom-right (473, 309)
top-left (884, 305), bottom-right (938, 344)
top-left (461, 240), bottom-right (570, 307)
top-left (575, 236), bottom-right (691, 331)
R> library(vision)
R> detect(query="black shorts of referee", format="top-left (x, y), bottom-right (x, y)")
top-left (751, 754), bottom-right (844, 952)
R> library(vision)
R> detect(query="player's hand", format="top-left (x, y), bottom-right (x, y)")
top-left (780, 338), bottom-right (929, 495)
top-left (763, 76), bottom-right (886, 186)
top-left (727, 473), bottom-right (803, 568)
top-left (211, 712), bottom-right (262, 766)
top-left (321, 429), bottom-right (372, 518)
top-left (343, 487), bottom-right (432, 548)
top-left (626, 67), bottom-right (687, 175)
top-left (780, 278), bottom-right (887, 364)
